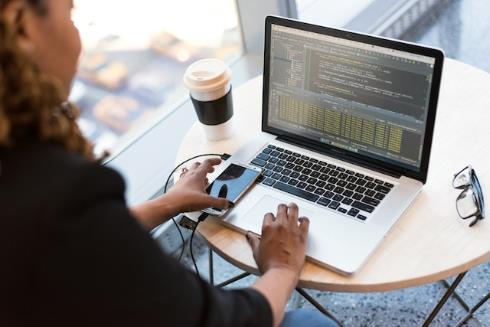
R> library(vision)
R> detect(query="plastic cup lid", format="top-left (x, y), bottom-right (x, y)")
top-left (184, 58), bottom-right (231, 92)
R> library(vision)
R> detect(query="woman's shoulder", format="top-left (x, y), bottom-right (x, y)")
top-left (0, 141), bottom-right (126, 210)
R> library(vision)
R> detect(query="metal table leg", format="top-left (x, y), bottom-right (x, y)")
top-left (209, 248), bottom-right (214, 286)
top-left (422, 271), bottom-right (468, 327)
top-left (439, 279), bottom-right (470, 312)
top-left (455, 291), bottom-right (490, 327)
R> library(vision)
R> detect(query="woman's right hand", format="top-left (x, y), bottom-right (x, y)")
top-left (246, 203), bottom-right (310, 279)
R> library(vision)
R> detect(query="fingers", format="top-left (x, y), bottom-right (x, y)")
top-left (298, 217), bottom-right (310, 237)
top-left (189, 162), bottom-right (201, 170)
top-left (208, 195), bottom-right (231, 210)
top-left (246, 231), bottom-right (260, 259)
top-left (263, 212), bottom-right (275, 225)
top-left (287, 203), bottom-right (299, 225)
top-left (276, 204), bottom-right (288, 224)
top-left (198, 158), bottom-right (222, 174)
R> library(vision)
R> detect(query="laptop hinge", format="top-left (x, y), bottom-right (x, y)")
top-left (277, 135), bottom-right (402, 179)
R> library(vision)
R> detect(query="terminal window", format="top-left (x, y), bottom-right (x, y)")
top-left (267, 25), bottom-right (436, 170)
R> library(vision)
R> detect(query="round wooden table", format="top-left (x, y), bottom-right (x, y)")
top-left (176, 58), bottom-right (490, 300)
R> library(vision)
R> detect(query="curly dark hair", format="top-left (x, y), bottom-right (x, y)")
top-left (0, 0), bottom-right (94, 160)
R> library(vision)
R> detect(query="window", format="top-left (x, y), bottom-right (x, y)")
top-left (71, 0), bottom-right (242, 155)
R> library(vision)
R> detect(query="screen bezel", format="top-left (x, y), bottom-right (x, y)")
top-left (262, 16), bottom-right (444, 184)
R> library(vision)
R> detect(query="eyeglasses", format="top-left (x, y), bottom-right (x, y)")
top-left (453, 166), bottom-right (485, 227)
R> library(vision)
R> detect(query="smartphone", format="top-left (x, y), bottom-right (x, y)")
top-left (203, 163), bottom-right (263, 216)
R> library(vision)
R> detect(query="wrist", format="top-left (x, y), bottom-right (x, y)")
top-left (267, 266), bottom-right (300, 284)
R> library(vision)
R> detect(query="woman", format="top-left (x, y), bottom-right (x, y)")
top-left (0, 1), bottom-right (337, 326)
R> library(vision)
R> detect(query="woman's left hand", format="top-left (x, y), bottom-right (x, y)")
top-left (165, 158), bottom-right (231, 214)
top-left (131, 158), bottom-right (231, 230)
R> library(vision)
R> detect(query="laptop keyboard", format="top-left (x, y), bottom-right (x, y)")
top-left (250, 145), bottom-right (394, 221)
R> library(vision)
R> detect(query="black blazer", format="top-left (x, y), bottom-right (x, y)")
top-left (0, 142), bottom-right (272, 327)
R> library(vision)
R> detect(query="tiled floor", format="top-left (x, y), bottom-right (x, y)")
top-left (175, 2), bottom-right (490, 326)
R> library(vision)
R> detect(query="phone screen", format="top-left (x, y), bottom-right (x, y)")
top-left (206, 164), bottom-right (261, 204)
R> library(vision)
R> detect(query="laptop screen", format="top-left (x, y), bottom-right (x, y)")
top-left (266, 24), bottom-right (437, 172)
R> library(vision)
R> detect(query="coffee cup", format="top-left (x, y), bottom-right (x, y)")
top-left (184, 59), bottom-right (234, 141)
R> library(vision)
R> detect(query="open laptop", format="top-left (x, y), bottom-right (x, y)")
top-left (217, 16), bottom-right (444, 275)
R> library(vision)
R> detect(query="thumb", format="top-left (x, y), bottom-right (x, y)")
top-left (298, 217), bottom-right (310, 236)
top-left (207, 195), bottom-right (232, 210)
top-left (246, 231), bottom-right (260, 259)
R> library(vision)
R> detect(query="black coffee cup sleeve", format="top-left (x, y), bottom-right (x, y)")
top-left (191, 88), bottom-right (234, 126)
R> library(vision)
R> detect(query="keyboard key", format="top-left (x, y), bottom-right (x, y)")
top-left (272, 173), bottom-right (282, 180)
top-left (320, 167), bottom-right (330, 174)
top-left (329, 177), bottom-right (339, 184)
top-left (301, 155), bottom-right (310, 160)
top-left (306, 185), bottom-right (316, 193)
top-left (334, 187), bottom-right (344, 194)
top-left (346, 183), bottom-right (357, 191)
top-left (279, 153), bottom-right (289, 160)
top-left (384, 182), bottom-right (394, 188)
top-left (324, 191), bottom-right (335, 199)
top-left (263, 178), bottom-right (276, 186)
top-left (285, 163), bottom-right (295, 169)
top-left (277, 160), bottom-right (287, 167)
top-left (364, 176), bottom-right (374, 182)
top-left (295, 159), bottom-right (305, 165)
top-left (290, 172), bottom-right (300, 179)
top-left (346, 170), bottom-right (355, 175)
top-left (303, 162), bottom-right (313, 168)
top-left (318, 161), bottom-right (327, 166)
top-left (355, 173), bottom-right (365, 178)
top-left (333, 193), bottom-right (344, 202)
top-left (338, 173), bottom-right (348, 180)
top-left (310, 172), bottom-right (320, 178)
top-left (317, 197), bottom-right (331, 206)
top-left (270, 157), bottom-right (279, 164)
top-left (282, 169), bottom-right (292, 176)
top-left (329, 170), bottom-right (340, 177)
top-left (297, 182), bottom-right (307, 189)
top-left (293, 165), bottom-right (303, 172)
top-left (271, 151), bottom-right (280, 157)
top-left (284, 150), bottom-right (292, 155)
top-left (303, 168), bottom-right (312, 175)
top-left (343, 190), bottom-right (354, 197)
top-left (316, 181), bottom-right (326, 188)
top-left (257, 153), bottom-right (270, 161)
top-left (375, 185), bottom-right (391, 194)
top-left (267, 145), bottom-right (276, 149)
top-left (366, 182), bottom-right (377, 189)
top-left (348, 208), bottom-right (360, 217)
top-left (287, 155), bottom-right (296, 162)
top-left (263, 170), bottom-right (273, 177)
top-left (356, 179), bottom-right (367, 186)
top-left (310, 158), bottom-right (319, 163)
top-left (352, 193), bottom-right (363, 201)
top-left (352, 201), bottom-right (375, 213)
top-left (375, 179), bottom-right (384, 184)
top-left (319, 174), bottom-right (329, 181)
top-left (273, 182), bottom-right (319, 202)
top-left (288, 179), bottom-right (299, 186)
top-left (276, 148), bottom-right (284, 152)
top-left (325, 184), bottom-right (335, 191)
top-left (374, 192), bottom-right (386, 201)
top-left (314, 188), bottom-right (325, 196)
top-left (307, 178), bottom-right (317, 185)
top-left (265, 163), bottom-right (275, 170)
top-left (347, 176), bottom-right (357, 183)
top-left (263, 148), bottom-right (272, 154)
top-left (328, 201), bottom-right (340, 210)
top-left (336, 167), bottom-right (346, 172)
top-left (342, 198), bottom-right (353, 205)
top-left (280, 176), bottom-right (290, 183)
top-left (258, 175), bottom-right (265, 183)
top-left (365, 190), bottom-right (376, 197)
top-left (337, 181), bottom-right (347, 187)
top-left (338, 207), bottom-right (348, 214)
top-left (312, 164), bottom-right (322, 171)
top-left (298, 174), bottom-right (308, 182)
top-left (251, 159), bottom-right (266, 167)
top-left (292, 152), bottom-right (301, 157)
top-left (273, 166), bottom-right (283, 173)
top-left (327, 164), bottom-right (336, 169)
top-left (362, 196), bottom-right (380, 207)
top-left (357, 214), bottom-right (367, 221)
top-left (356, 186), bottom-right (367, 193)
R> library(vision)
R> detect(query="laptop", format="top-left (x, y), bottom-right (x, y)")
top-left (216, 16), bottom-right (444, 275)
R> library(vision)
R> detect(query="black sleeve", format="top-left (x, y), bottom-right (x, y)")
top-left (37, 163), bottom-right (273, 327)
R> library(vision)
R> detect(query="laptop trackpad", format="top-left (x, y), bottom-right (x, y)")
top-left (238, 195), bottom-right (315, 234)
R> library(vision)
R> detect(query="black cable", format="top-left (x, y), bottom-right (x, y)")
top-left (160, 153), bottom-right (225, 262)
top-left (189, 213), bottom-right (209, 279)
